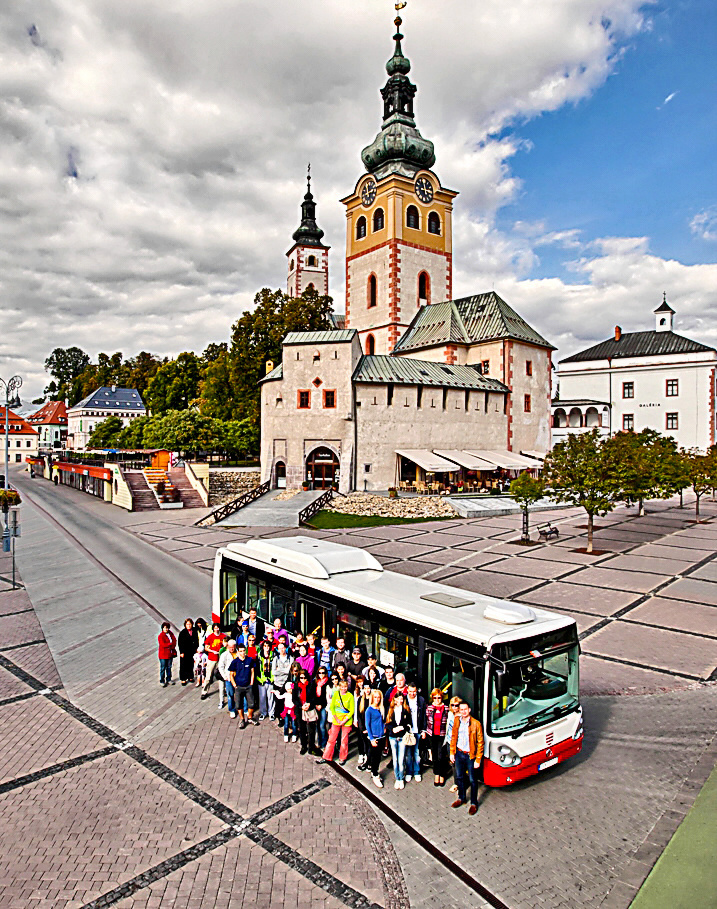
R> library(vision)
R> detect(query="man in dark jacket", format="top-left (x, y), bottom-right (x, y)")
top-left (405, 683), bottom-right (426, 782)
top-left (245, 607), bottom-right (265, 642)
top-left (346, 648), bottom-right (368, 688)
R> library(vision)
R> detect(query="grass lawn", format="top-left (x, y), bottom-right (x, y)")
top-left (306, 510), bottom-right (451, 529)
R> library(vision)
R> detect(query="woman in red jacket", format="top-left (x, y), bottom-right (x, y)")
top-left (158, 622), bottom-right (177, 687)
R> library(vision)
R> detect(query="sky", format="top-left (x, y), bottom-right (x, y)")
top-left (1, 0), bottom-right (716, 403)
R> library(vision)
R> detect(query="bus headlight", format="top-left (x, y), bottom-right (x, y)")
top-left (495, 744), bottom-right (520, 766)
top-left (572, 721), bottom-right (584, 740)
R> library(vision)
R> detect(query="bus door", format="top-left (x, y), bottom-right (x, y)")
top-left (270, 585), bottom-right (295, 634)
top-left (336, 610), bottom-right (372, 657)
top-left (426, 644), bottom-right (480, 711)
top-left (297, 595), bottom-right (333, 640)
top-left (221, 567), bottom-right (246, 627)
top-left (376, 626), bottom-right (418, 679)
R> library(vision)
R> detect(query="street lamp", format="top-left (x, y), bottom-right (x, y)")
top-left (1, 373), bottom-right (23, 506)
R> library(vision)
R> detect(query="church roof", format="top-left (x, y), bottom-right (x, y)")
top-left (289, 170), bottom-right (327, 249)
top-left (393, 292), bottom-right (554, 353)
top-left (560, 330), bottom-right (715, 363)
top-left (353, 356), bottom-right (508, 392)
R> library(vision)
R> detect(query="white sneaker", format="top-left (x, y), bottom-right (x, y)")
top-left (284, 735), bottom-right (289, 742)
top-left (394, 780), bottom-right (401, 790)
top-left (405, 775), bottom-right (412, 782)
top-left (217, 704), bottom-right (223, 710)
top-left (398, 780), bottom-right (405, 789)
top-left (229, 712), bottom-right (236, 719)
top-left (450, 784), bottom-right (458, 792)
top-left (414, 774), bottom-right (422, 782)
top-left (291, 735), bottom-right (297, 742)
top-left (373, 775), bottom-right (384, 788)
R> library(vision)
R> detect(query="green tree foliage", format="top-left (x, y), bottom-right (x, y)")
top-left (66, 351), bottom-right (163, 405)
top-left (509, 472), bottom-right (545, 542)
top-left (220, 419), bottom-right (259, 460)
top-left (606, 429), bottom-right (681, 516)
top-left (142, 410), bottom-right (221, 454)
top-left (680, 448), bottom-right (717, 518)
top-left (199, 350), bottom-right (234, 421)
top-left (543, 429), bottom-right (621, 553)
top-left (44, 347), bottom-right (90, 401)
top-left (88, 416), bottom-right (124, 449)
top-left (146, 352), bottom-right (202, 415)
top-left (117, 416), bottom-right (149, 449)
top-left (201, 342), bottom-right (228, 364)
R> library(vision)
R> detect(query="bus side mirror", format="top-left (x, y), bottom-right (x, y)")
top-left (495, 668), bottom-right (508, 698)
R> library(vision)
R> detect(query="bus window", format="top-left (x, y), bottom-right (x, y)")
top-left (298, 597), bottom-right (332, 640)
top-left (247, 576), bottom-right (269, 622)
top-left (221, 568), bottom-right (244, 626)
top-left (337, 610), bottom-right (372, 656)
top-left (271, 587), bottom-right (294, 633)
top-left (377, 627), bottom-right (418, 680)
top-left (429, 650), bottom-right (475, 707)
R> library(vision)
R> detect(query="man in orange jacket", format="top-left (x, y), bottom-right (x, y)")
top-left (449, 701), bottom-right (484, 815)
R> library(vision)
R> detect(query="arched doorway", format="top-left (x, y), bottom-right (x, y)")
top-left (306, 447), bottom-right (339, 489)
top-left (275, 461), bottom-right (286, 489)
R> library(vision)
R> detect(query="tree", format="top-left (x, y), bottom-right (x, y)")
top-left (44, 347), bottom-right (90, 401)
top-left (88, 416), bottom-right (124, 449)
top-left (680, 448), bottom-right (717, 519)
top-left (117, 416), bottom-right (149, 449)
top-left (124, 351), bottom-right (162, 398)
top-left (201, 342), bottom-right (228, 364)
top-left (199, 350), bottom-right (235, 421)
top-left (510, 472), bottom-right (545, 543)
top-left (146, 353), bottom-right (202, 415)
top-left (220, 418), bottom-right (260, 459)
top-left (607, 429), bottom-right (678, 516)
top-left (543, 429), bottom-right (622, 553)
top-left (142, 410), bottom-right (221, 454)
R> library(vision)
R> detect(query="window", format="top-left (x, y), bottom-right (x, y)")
top-left (524, 394), bottom-right (531, 413)
top-left (15, 454), bottom-right (21, 463)
top-left (427, 211), bottom-right (441, 235)
top-left (623, 414), bottom-right (634, 431)
top-left (356, 216), bottom-right (367, 239)
top-left (418, 271), bottom-right (429, 304)
top-left (275, 396), bottom-right (283, 407)
top-left (406, 205), bottom-right (419, 229)
top-left (666, 379), bottom-right (679, 397)
top-left (368, 274), bottom-right (377, 308)
top-left (417, 386), bottom-right (423, 409)
top-left (289, 259), bottom-right (295, 271)
top-left (622, 382), bottom-right (634, 399)
top-left (366, 334), bottom-right (375, 355)
top-left (313, 350), bottom-right (320, 362)
top-left (666, 412), bottom-right (679, 431)
top-left (482, 360), bottom-right (490, 375)
top-left (373, 208), bottom-right (385, 231)
top-left (297, 390), bottom-right (311, 409)
top-left (323, 390), bottom-right (336, 409)
top-left (526, 360), bottom-right (533, 376)
top-left (307, 255), bottom-right (317, 267)
top-left (26, 441), bottom-right (31, 447)
top-left (364, 464), bottom-right (371, 473)
top-left (387, 385), bottom-right (394, 406)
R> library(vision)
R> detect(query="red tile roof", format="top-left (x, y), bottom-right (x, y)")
top-left (28, 401), bottom-right (68, 425)
top-left (0, 407), bottom-right (39, 435)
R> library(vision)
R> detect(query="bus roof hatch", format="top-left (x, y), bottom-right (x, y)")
top-left (227, 537), bottom-right (383, 580)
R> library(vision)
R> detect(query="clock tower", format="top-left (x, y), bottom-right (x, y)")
top-left (342, 11), bottom-right (457, 354)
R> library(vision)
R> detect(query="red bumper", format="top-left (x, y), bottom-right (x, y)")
top-left (482, 734), bottom-right (583, 787)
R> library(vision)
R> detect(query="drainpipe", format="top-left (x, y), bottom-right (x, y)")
top-left (607, 358), bottom-right (612, 435)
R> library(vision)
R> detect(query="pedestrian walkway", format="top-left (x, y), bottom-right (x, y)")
top-left (215, 488), bottom-right (325, 527)
top-left (630, 758), bottom-right (717, 909)
top-left (447, 494), bottom-right (562, 517)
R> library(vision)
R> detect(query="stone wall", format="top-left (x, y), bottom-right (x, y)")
top-left (209, 468), bottom-right (261, 505)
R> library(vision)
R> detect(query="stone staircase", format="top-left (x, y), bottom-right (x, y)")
top-left (168, 468), bottom-right (206, 508)
top-left (124, 471), bottom-right (159, 512)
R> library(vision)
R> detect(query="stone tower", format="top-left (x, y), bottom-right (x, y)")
top-left (286, 167), bottom-right (330, 298)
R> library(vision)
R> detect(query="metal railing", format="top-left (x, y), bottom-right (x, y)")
top-left (299, 488), bottom-right (334, 525)
top-left (196, 480), bottom-right (270, 527)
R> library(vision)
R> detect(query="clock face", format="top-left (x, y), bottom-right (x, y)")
top-left (361, 179), bottom-right (377, 207)
top-left (415, 176), bottom-right (434, 204)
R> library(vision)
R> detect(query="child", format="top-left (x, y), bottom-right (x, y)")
top-left (275, 680), bottom-right (298, 743)
top-left (193, 646), bottom-right (208, 688)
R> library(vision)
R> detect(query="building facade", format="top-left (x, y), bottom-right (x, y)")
top-left (27, 400), bottom-right (68, 451)
top-left (0, 407), bottom-right (39, 466)
top-left (67, 386), bottom-right (146, 450)
top-left (554, 298), bottom-right (717, 451)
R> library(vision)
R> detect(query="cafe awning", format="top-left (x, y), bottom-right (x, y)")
top-left (521, 450), bottom-right (546, 464)
top-left (396, 450), bottom-right (459, 473)
top-left (466, 449), bottom-right (538, 469)
top-left (433, 450), bottom-right (496, 471)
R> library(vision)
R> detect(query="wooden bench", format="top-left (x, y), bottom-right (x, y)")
top-left (537, 522), bottom-right (559, 541)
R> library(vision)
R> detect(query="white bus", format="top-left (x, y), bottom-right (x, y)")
top-left (213, 536), bottom-right (583, 786)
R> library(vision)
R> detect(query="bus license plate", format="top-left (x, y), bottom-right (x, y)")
top-left (538, 757), bottom-right (558, 771)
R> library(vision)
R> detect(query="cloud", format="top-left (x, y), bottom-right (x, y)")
top-left (690, 208), bottom-right (717, 242)
top-left (656, 90), bottom-right (678, 109)
top-left (1, 0), bottom-right (711, 404)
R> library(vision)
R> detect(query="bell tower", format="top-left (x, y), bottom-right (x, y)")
top-left (342, 7), bottom-right (457, 354)
top-left (287, 166), bottom-right (330, 298)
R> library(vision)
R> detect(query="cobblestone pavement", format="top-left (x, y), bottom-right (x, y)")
top-left (2, 476), bottom-right (717, 908)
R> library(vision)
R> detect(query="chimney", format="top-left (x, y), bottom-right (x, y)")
top-left (615, 326), bottom-right (622, 341)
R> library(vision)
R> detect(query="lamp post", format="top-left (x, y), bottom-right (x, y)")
top-left (1, 374), bottom-right (23, 530)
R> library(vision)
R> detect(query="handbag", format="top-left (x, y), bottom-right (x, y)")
top-left (304, 708), bottom-right (318, 723)
top-left (403, 731), bottom-right (416, 747)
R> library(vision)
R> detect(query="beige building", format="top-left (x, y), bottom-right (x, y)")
top-left (67, 386), bottom-right (146, 450)
top-left (260, 15), bottom-right (553, 491)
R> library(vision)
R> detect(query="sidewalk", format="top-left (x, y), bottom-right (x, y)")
top-left (214, 489), bottom-right (325, 527)
top-left (630, 758), bottom-right (717, 909)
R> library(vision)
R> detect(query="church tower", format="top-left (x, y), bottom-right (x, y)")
top-left (342, 10), bottom-right (457, 354)
top-left (287, 168), bottom-right (330, 298)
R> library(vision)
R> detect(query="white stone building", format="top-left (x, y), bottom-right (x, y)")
top-left (0, 407), bottom-right (38, 466)
top-left (67, 386), bottom-right (146, 451)
top-left (554, 298), bottom-right (717, 451)
top-left (27, 400), bottom-right (68, 451)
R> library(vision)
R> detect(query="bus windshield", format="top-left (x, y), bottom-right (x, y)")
top-left (489, 627), bottom-right (579, 735)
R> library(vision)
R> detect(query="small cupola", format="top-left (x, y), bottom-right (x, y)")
top-left (654, 292), bottom-right (675, 333)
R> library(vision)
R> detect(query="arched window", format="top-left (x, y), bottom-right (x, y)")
top-left (427, 211), bottom-right (441, 235)
top-left (366, 334), bottom-right (376, 355)
top-left (406, 205), bottom-right (419, 230)
top-left (289, 259), bottom-right (295, 271)
top-left (307, 255), bottom-right (317, 267)
top-left (418, 271), bottom-right (429, 305)
top-left (356, 216), bottom-right (367, 239)
top-left (368, 275), bottom-right (377, 308)
top-left (373, 208), bottom-right (385, 231)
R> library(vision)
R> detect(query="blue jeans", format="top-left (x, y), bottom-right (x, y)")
top-left (224, 681), bottom-right (235, 712)
top-left (317, 707), bottom-right (328, 748)
top-left (284, 713), bottom-right (298, 737)
top-left (405, 741), bottom-right (421, 777)
top-left (159, 658), bottom-right (173, 684)
top-left (454, 750), bottom-right (479, 806)
top-left (389, 736), bottom-right (406, 781)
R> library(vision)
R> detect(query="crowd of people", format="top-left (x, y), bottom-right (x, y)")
top-left (157, 611), bottom-right (484, 814)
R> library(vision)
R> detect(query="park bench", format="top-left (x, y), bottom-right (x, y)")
top-left (537, 522), bottom-right (559, 541)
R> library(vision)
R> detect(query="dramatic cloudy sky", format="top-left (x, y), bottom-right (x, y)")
top-left (1, 0), bottom-right (716, 401)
